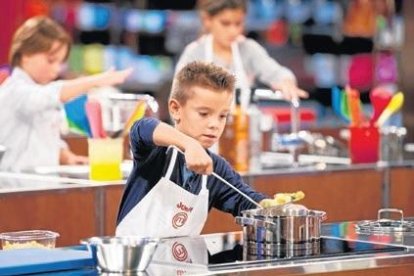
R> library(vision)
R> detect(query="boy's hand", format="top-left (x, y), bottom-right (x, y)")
top-left (60, 149), bottom-right (89, 165)
top-left (67, 155), bottom-right (89, 165)
top-left (183, 142), bottom-right (213, 175)
top-left (97, 68), bottom-right (133, 87)
top-left (271, 79), bottom-right (308, 101)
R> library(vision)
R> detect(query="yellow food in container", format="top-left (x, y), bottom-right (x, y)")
top-left (0, 230), bottom-right (59, 250)
top-left (260, 191), bottom-right (305, 208)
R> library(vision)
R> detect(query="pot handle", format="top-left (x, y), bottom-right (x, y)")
top-left (320, 212), bottom-right (328, 222)
top-left (311, 210), bottom-right (328, 221)
top-left (235, 216), bottom-right (277, 230)
top-left (378, 208), bottom-right (404, 222)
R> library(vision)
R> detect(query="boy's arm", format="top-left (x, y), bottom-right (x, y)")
top-left (59, 68), bottom-right (133, 103)
top-left (245, 40), bottom-right (308, 100)
top-left (152, 121), bottom-right (213, 175)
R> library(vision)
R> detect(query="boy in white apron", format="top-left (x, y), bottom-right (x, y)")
top-left (116, 61), bottom-right (270, 238)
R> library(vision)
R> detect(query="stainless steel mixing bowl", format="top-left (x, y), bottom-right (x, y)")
top-left (81, 236), bottom-right (159, 273)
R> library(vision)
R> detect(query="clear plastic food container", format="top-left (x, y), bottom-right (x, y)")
top-left (0, 230), bottom-right (60, 250)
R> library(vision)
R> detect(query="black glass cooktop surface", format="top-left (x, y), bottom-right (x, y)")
top-left (207, 236), bottom-right (407, 269)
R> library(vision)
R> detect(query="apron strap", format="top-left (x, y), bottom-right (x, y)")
top-left (205, 34), bottom-right (213, 62)
top-left (167, 146), bottom-right (209, 192)
top-left (231, 36), bottom-right (251, 109)
top-left (165, 146), bottom-right (178, 180)
top-left (201, 175), bottom-right (208, 191)
top-left (231, 36), bottom-right (250, 90)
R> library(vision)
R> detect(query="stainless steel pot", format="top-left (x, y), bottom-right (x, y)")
top-left (244, 240), bottom-right (321, 259)
top-left (356, 208), bottom-right (414, 235)
top-left (0, 145), bottom-right (5, 165)
top-left (236, 204), bottom-right (327, 256)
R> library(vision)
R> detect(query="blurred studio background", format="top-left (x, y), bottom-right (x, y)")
top-left (1, 0), bottom-right (414, 142)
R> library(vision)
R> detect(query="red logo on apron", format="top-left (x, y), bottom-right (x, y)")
top-left (172, 242), bottom-right (188, 262)
top-left (172, 212), bottom-right (188, 229)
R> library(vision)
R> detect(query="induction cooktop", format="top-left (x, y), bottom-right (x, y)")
top-left (208, 236), bottom-right (407, 269)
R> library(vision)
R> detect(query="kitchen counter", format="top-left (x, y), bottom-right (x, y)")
top-left (0, 171), bottom-right (125, 246)
top-left (1, 221), bottom-right (414, 275)
top-left (0, 171), bottom-right (110, 193)
top-left (2, 157), bottom-right (414, 191)
top-left (0, 164), bottom-right (129, 194)
top-left (144, 218), bottom-right (414, 275)
top-left (1, 159), bottom-right (414, 245)
top-left (0, 158), bottom-right (413, 192)
top-left (240, 155), bottom-right (404, 178)
top-left (184, 231), bottom-right (414, 275)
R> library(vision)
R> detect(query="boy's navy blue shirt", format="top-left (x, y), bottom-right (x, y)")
top-left (117, 117), bottom-right (268, 224)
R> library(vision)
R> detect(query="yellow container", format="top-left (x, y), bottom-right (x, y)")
top-left (88, 138), bottom-right (123, 181)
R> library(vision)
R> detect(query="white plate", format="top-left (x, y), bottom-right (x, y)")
top-left (32, 161), bottom-right (133, 179)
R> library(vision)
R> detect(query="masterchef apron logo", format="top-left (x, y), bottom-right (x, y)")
top-left (172, 241), bottom-right (190, 262)
top-left (172, 212), bottom-right (188, 229)
top-left (172, 201), bottom-right (193, 228)
top-left (176, 201), bottom-right (193, 212)
top-left (176, 270), bottom-right (186, 276)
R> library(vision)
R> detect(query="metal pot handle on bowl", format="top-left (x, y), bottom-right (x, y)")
top-left (310, 210), bottom-right (328, 222)
top-left (235, 216), bottom-right (277, 230)
top-left (378, 208), bottom-right (404, 222)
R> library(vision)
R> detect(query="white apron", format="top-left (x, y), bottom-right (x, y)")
top-left (116, 148), bottom-right (209, 238)
top-left (147, 236), bottom-right (208, 275)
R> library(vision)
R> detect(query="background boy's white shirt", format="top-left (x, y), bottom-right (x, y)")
top-left (0, 68), bottom-right (65, 171)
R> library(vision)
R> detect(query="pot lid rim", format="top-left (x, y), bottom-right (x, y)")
top-left (355, 219), bottom-right (414, 233)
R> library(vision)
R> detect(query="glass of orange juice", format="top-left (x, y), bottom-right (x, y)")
top-left (88, 138), bottom-right (123, 181)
